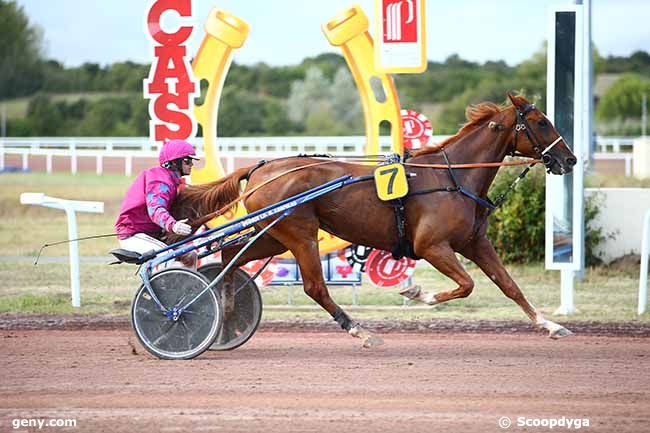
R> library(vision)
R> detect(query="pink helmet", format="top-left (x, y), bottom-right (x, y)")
top-left (158, 139), bottom-right (198, 165)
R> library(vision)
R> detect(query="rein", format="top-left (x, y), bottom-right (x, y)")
top-left (188, 155), bottom-right (541, 227)
top-left (406, 150), bottom-right (538, 213)
top-left (404, 158), bottom-right (541, 169)
top-left (188, 160), bottom-right (338, 227)
top-left (404, 104), bottom-right (556, 213)
top-left (189, 103), bottom-right (558, 227)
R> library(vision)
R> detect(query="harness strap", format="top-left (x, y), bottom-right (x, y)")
top-left (246, 159), bottom-right (268, 179)
top-left (404, 150), bottom-right (497, 213)
top-left (408, 186), bottom-right (459, 196)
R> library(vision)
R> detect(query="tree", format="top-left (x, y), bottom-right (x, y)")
top-left (78, 98), bottom-right (131, 136)
top-left (329, 68), bottom-right (362, 133)
top-left (287, 66), bottom-right (362, 135)
top-left (218, 87), bottom-right (265, 136)
top-left (0, 1), bottom-right (44, 99)
top-left (287, 67), bottom-right (331, 124)
top-left (25, 95), bottom-right (63, 136)
top-left (596, 73), bottom-right (650, 119)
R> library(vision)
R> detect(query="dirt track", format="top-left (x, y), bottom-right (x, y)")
top-left (1, 326), bottom-right (649, 433)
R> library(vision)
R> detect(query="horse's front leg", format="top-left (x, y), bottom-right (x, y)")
top-left (400, 241), bottom-right (475, 305)
top-left (459, 235), bottom-right (572, 339)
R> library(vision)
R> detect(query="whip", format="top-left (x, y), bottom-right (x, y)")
top-left (34, 233), bottom-right (119, 265)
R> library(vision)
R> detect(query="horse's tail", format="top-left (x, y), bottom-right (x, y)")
top-left (176, 166), bottom-right (251, 226)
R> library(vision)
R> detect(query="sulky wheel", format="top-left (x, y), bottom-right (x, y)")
top-left (131, 268), bottom-right (222, 360)
top-left (197, 262), bottom-right (263, 351)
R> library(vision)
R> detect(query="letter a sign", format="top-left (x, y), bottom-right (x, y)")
top-left (375, 0), bottom-right (427, 73)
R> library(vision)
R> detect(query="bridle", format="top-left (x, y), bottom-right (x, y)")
top-left (512, 103), bottom-right (565, 170)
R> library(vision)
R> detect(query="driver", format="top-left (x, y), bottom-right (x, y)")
top-left (115, 139), bottom-right (198, 260)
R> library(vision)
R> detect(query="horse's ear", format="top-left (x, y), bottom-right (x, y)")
top-left (506, 91), bottom-right (526, 109)
top-left (506, 92), bottom-right (518, 106)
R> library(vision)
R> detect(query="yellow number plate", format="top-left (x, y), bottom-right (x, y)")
top-left (374, 163), bottom-right (408, 201)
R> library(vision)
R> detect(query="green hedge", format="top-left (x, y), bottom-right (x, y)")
top-left (486, 165), bottom-right (604, 264)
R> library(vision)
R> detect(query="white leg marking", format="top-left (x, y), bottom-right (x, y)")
top-left (536, 312), bottom-right (573, 339)
top-left (399, 285), bottom-right (439, 305)
top-left (349, 324), bottom-right (384, 348)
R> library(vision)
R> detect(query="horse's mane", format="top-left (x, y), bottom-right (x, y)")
top-left (411, 100), bottom-right (512, 157)
top-left (172, 174), bottom-right (242, 220)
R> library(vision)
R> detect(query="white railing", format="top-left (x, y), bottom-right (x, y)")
top-left (595, 136), bottom-right (636, 153)
top-left (0, 135), bottom-right (639, 152)
top-left (0, 135), bottom-right (642, 176)
top-left (593, 152), bottom-right (634, 177)
top-left (0, 135), bottom-right (448, 175)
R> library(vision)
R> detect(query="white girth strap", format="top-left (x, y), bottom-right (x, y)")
top-left (542, 136), bottom-right (564, 155)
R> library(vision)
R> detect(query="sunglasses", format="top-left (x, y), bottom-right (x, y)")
top-left (182, 157), bottom-right (195, 165)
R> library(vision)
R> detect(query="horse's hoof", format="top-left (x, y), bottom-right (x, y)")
top-left (349, 325), bottom-right (384, 348)
top-left (399, 285), bottom-right (422, 300)
top-left (549, 326), bottom-right (573, 339)
top-left (362, 334), bottom-right (384, 348)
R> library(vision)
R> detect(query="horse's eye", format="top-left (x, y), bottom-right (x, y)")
top-left (538, 119), bottom-right (548, 127)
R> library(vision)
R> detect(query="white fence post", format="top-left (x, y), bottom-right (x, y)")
top-left (20, 193), bottom-right (104, 308)
top-left (70, 139), bottom-right (77, 174)
top-left (125, 155), bottom-right (132, 177)
top-left (638, 208), bottom-right (650, 315)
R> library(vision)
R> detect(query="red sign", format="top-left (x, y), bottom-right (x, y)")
top-left (366, 249), bottom-right (416, 288)
top-left (144, 0), bottom-right (198, 144)
top-left (241, 259), bottom-right (278, 287)
top-left (401, 109), bottom-right (432, 150)
top-left (383, 0), bottom-right (418, 43)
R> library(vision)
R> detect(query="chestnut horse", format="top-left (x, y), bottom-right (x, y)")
top-left (172, 93), bottom-right (577, 347)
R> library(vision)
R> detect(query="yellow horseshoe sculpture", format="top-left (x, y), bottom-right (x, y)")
top-left (190, 9), bottom-right (249, 224)
top-left (190, 9), bottom-right (248, 185)
top-left (323, 5), bottom-right (404, 156)
top-left (189, 6), bottom-right (403, 256)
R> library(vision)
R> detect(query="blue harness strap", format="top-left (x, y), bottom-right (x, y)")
top-left (457, 186), bottom-right (497, 211)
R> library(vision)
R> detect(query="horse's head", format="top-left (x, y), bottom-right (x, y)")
top-left (506, 93), bottom-right (577, 175)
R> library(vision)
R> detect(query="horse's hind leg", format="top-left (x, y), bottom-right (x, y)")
top-left (220, 234), bottom-right (288, 318)
top-left (402, 242), bottom-right (475, 305)
top-left (459, 235), bottom-right (572, 339)
top-left (264, 217), bottom-right (383, 348)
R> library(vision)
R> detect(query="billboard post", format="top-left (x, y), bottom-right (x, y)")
top-left (546, 3), bottom-right (589, 315)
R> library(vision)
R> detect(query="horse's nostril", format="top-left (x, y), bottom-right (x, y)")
top-left (567, 157), bottom-right (577, 166)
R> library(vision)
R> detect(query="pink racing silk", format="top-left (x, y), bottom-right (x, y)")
top-left (115, 166), bottom-right (182, 240)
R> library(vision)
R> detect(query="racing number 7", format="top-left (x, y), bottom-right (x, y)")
top-left (379, 167), bottom-right (398, 195)
top-left (374, 162), bottom-right (408, 201)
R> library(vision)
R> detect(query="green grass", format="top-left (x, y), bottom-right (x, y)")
top-left (0, 172), bottom-right (646, 322)
top-left (0, 260), bottom-right (644, 322)
top-left (1, 92), bottom-right (139, 119)
top-left (586, 173), bottom-right (650, 188)
top-left (0, 172), bottom-right (133, 257)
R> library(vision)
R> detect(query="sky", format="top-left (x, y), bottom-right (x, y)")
top-left (15, 0), bottom-right (650, 68)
